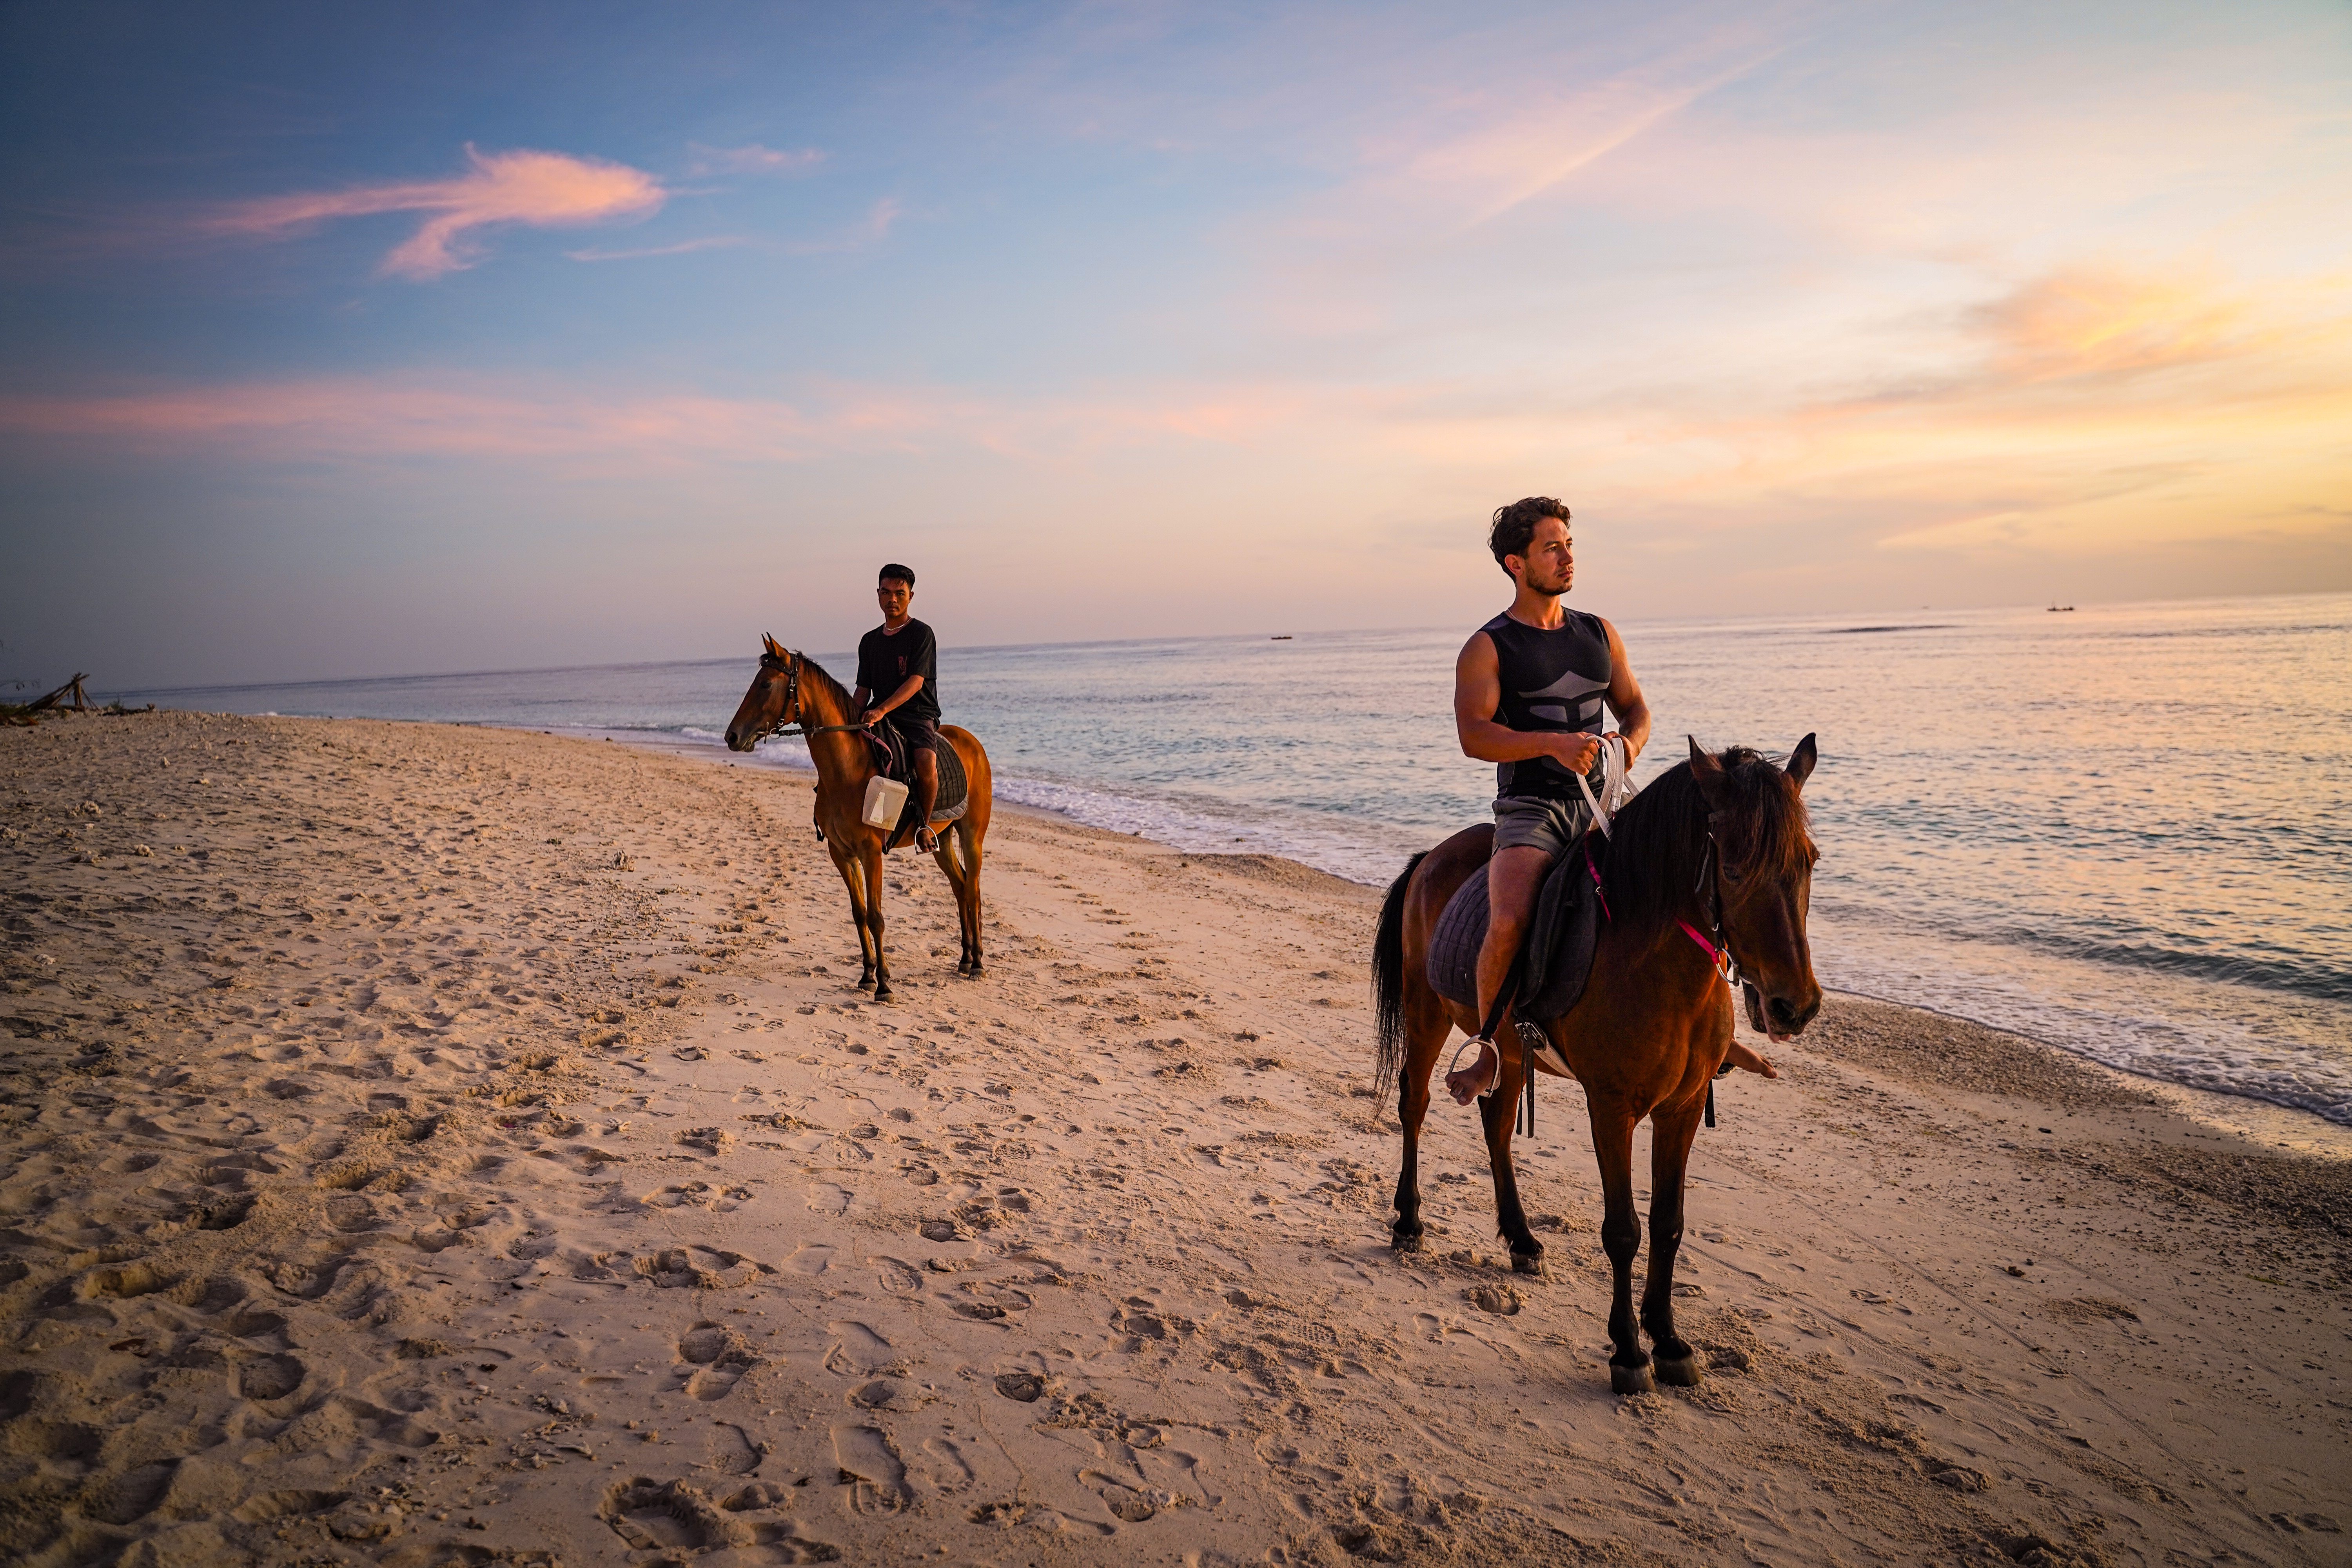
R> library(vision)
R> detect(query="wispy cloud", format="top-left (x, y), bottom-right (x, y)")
top-left (205, 145), bottom-right (666, 279)
top-left (783, 198), bottom-right (902, 255)
top-left (566, 236), bottom-right (750, 263)
top-left (685, 142), bottom-right (825, 177)
top-left (1382, 56), bottom-right (1770, 229)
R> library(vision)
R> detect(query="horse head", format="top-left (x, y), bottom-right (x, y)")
top-left (724, 634), bottom-right (794, 752)
top-left (1688, 733), bottom-right (1822, 1041)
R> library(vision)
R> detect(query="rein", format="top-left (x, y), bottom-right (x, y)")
top-left (756, 652), bottom-right (871, 740)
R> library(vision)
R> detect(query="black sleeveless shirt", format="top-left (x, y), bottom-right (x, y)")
top-left (1483, 609), bottom-right (1612, 802)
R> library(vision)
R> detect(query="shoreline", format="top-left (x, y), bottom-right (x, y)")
top-left (590, 719), bottom-right (2352, 1160)
top-left (5, 710), bottom-right (2347, 1565)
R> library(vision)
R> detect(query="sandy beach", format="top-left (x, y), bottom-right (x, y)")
top-left (3, 709), bottom-right (2347, 1568)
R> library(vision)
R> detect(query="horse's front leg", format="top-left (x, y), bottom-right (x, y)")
top-left (830, 844), bottom-right (877, 990)
top-left (861, 842), bottom-right (893, 1001)
top-left (1476, 1026), bottom-right (1544, 1276)
top-left (1588, 1102), bottom-right (1650, 1392)
top-left (1641, 1099), bottom-right (1707, 1387)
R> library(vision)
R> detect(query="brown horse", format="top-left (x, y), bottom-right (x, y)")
top-left (724, 637), bottom-right (994, 1000)
top-left (1371, 736), bottom-right (1820, 1393)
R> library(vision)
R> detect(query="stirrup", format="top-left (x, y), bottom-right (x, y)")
top-left (1447, 1035), bottom-right (1501, 1099)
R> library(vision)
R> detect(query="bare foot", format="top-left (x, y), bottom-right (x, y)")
top-left (916, 826), bottom-right (940, 853)
top-left (1445, 1038), bottom-right (1500, 1105)
top-left (1725, 1038), bottom-right (1778, 1078)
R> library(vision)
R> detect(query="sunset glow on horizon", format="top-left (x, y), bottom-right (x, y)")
top-left (3, 2), bottom-right (2347, 686)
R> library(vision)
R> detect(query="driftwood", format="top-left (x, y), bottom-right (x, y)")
top-left (0, 674), bottom-right (144, 725)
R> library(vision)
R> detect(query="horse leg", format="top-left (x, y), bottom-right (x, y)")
top-left (1390, 993), bottom-right (1450, 1254)
top-left (831, 848), bottom-right (877, 990)
top-left (862, 843), bottom-right (893, 1001)
top-left (1641, 1102), bottom-right (1707, 1387)
top-left (1476, 1030), bottom-right (1545, 1276)
top-left (938, 822), bottom-right (984, 976)
top-left (929, 828), bottom-right (970, 973)
top-left (1588, 1104), bottom-right (1651, 1392)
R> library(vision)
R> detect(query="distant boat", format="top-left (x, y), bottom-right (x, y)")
top-left (1269, 634), bottom-right (1293, 640)
top-left (2047, 602), bottom-right (2075, 612)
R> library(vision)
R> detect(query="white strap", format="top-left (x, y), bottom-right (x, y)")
top-left (1575, 734), bottom-right (1633, 838)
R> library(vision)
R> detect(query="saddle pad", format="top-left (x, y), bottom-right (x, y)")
top-left (929, 738), bottom-right (969, 824)
top-left (1426, 835), bottom-right (1602, 1024)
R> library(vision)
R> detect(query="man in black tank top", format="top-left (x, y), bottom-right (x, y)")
top-left (1444, 497), bottom-right (1653, 1107)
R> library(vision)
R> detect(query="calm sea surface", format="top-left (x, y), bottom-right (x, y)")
top-left (105, 594), bottom-right (2352, 1128)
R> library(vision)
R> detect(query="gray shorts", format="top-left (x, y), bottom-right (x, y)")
top-left (1492, 795), bottom-right (1591, 858)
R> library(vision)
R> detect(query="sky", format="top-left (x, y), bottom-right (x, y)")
top-left (2, 0), bottom-right (2348, 688)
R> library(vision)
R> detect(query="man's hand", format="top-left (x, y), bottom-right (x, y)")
top-left (1549, 733), bottom-right (1602, 773)
top-left (862, 707), bottom-right (885, 728)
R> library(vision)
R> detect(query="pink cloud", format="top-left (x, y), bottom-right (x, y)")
top-left (685, 142), bottom-right (825, 177)
top-left (207, 146), bottom-right (666, 279)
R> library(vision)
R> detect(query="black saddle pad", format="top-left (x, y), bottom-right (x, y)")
top-left (930, 738), bottom-right (968, 823)
top-left (879, 722), bottom-right (970, 848)
top-left (1427, 834), bottom-right (1602, 1023)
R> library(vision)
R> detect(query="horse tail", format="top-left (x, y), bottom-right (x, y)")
top-left (1372, 851), bottom-right (1427, 1096)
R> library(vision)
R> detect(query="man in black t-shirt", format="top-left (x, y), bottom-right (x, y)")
top-left (853, 563), bottom-right (943, 851)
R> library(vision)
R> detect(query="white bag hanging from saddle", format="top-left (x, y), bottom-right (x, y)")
top-left (861, 774), bottom-right (909, 829)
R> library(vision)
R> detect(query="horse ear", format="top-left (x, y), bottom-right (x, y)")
top-left (762, 633), bottom-right (781, 657)
top-left (1786, 733), bottom-right (1818, 790)
top-left (1687, 736), bottom-right (1730, 807)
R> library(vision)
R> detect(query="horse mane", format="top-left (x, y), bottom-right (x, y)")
top-left (791, 652), bottom-right (856, 719)
top-left (1599, 748), bottom-right (1808, 937)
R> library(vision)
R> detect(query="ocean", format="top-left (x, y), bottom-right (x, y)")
top-left (102, 593), bottom-right (2352, 1132)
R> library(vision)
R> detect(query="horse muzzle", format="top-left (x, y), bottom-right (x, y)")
top-left (723, 728), bottom-right (752, 753)
top-left (1744, 980), bottom-right (1820, 1041)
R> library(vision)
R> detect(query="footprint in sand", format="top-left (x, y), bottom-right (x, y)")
top-left (786, 1243), bottom-right (834, 1275)
top-left (236, 1352), bottom-right (307, 1401)
top-left (873, 1258), bottom-right (923, 1295)
top-left (699, 1421), bottom-right (760, 1475)
top-left (823, 1322), bottom-right (898, 1377)
top-left (678, 1321), bottom-right (757, 1401)
top-left (921, 1436), bottom-right (974, 1492)
top-left (831, 1425), bottom-right (911, 1513)
top-left (806, 1182), bottom-right (852, 1214)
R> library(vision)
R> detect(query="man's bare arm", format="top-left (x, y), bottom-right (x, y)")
top-left (1598, 618), bottom-right (1650, 762)
top-left (863, 674), bottom-right (926, 724)
top-left (1454, 631), bottom-right (1602, 773)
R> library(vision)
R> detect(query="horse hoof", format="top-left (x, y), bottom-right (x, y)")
top-left (1653, 1354), bottom-right (1703, 1388)
top-left (1510, 1250), bottom-right (1547, 1278)
top-left (1391, 1231), bottom-right (1426, 1255)
top-left (873, 986), bottom-right (893, 1003)
top-left (1610, 1362), bottom-right (1655, 1396)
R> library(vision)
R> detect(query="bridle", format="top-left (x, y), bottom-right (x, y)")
top-left (753, 651), bottom-right (868, 742)
top-left (1686, 815), bottom-right (1746, 991)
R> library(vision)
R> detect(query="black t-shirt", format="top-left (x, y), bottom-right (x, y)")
top-left (1483, 608), bottom-right (1611, 802)
top-left (855, 619), bottom-right (940, 724)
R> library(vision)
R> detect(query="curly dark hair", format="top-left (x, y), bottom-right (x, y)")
top-left (1488, 497), bottom-right (1571, 575)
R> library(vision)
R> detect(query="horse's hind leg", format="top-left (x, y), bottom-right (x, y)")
top-left (1588, 1103), bottom-right (1652, 1393)
top-left (1390, 989), bottom-right (1451, 1253)
top-left (1640, 1102), bottom-right (1707, 1387)
top-left (940, 820), bottom-right (985, 976)
top-left (1475, 1030), bottom-right (1546, 1276)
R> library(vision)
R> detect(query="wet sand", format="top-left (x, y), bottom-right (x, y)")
top-left (3, 710), bottom-right (2347, 1567)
